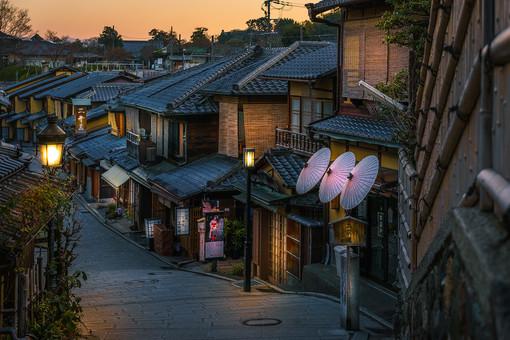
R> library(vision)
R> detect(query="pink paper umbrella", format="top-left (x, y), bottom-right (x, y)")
top-left (319, 152), bottom-right (355, 203)
top-left (296, 147), bottom-right (331, 195)
top-left (340, 155), bottom-right (379, 210)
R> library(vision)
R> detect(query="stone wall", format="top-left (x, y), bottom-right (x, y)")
top-left (398, 208), bottom-right (510, 339)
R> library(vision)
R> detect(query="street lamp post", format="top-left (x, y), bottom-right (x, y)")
top-left (243, 148), bottom-right (255, 292)
top-left (37, 114), bottom-right (66, 289)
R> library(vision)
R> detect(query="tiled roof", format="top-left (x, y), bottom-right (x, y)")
top-left (77, 83), bottom-right (141, 103)
top-left (206, 168), bottom-right (246, 192)
top-left (171, 93), bottom-right (218, 115)
top-left (35, 72), bottom-right (123, 100)
top-left (68, 129), bottom-right (126, 163)
top-left (0, 154), bottom-right (24, 179)
top-left (122, 48), bottom-right (256, 114)
top-left (18, 73), bottom-right (86, 99)
top-left (262, 42), bottom-right (337, 80)
top-left (3, 66), bottom-right (79, 92)
top-left (151, 154), bottom-right (240, 201)
top-left (5, 111), bottom-right (30, 124)
top-left (309, 114), bottom-right (398, 145)
top-left (203, 48), bottom-right (288, 96)
top-left (21, 111), bottom-right (47, 124)
top-left (8, 74), bottom-right (68, 98)
top-left (107, 148), bottom-right (139, 171)
top-left (265, 149), bottom-right (305, 188)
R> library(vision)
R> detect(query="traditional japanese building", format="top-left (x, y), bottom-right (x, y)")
top-left (0, 142), bottom-right (46, 335)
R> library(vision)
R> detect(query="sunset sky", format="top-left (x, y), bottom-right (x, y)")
top-left (12, 0), bottom-right (310, 40)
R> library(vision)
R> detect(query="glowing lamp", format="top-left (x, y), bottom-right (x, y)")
top-left (38, 115), bottom-right (66, 168)
top-left (72, 98), bottom-right (90, 135)
top-left (334, 216), bottom-right (367, 247)
top-left (243, 148), bottom-right (255, 169)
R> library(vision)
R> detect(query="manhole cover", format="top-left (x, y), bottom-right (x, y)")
top-left (242, 318), bottom-right (282, 327)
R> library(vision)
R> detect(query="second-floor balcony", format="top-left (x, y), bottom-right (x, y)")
top-left (275, 128), bottom-right (321, 156)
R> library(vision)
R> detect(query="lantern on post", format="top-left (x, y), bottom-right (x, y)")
top-left (72, 98), bottom-right (91, 135)
top-left (37, 114), bottom-right (66, 168)
top-left (334, 216), bottom-right (367, 246)
top-left (242, 147), bottom-right (255, 292)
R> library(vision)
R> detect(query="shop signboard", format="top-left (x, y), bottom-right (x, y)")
top-left (176, 207), bottom-right (189, 235)
top-left (204, 212), bottom-right (225, 259)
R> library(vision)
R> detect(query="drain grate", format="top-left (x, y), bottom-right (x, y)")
top-left (242, 318), bottom-right (282, 327)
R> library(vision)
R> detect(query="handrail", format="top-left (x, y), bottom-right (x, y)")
top-left (275, 128), bottom-right (321, 156)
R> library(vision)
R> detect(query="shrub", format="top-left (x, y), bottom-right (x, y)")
top-left (230, 262), bottom-right (244, 277)
top-left (224, 219), bottom-right (245, 259)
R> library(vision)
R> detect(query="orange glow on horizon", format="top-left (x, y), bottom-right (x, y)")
top-left (12, 0), bottom-right (309, 40)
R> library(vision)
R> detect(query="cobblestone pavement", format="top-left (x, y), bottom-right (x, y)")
top-left (74, 209), bottom-right (352, 340)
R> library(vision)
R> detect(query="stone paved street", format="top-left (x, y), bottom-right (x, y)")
top-left (74, 208), bottom-right (352, 340)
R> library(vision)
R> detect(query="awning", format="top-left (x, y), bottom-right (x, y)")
top-left (101, 165), bottom-right (129, 189)
top-left (82, 158), bottom-right (96, 167)
top-left (5, 112), bottom-right (30, 124)
top-left (287, 213), bottom-right (322, 228)
top-left (21, 111), bottom-right (48, 124)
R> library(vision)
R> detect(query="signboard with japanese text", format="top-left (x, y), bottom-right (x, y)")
top-left (144, 218), bottom-right (161, 239)
top-left (205, 212), bottom-right (225, 259)
top-left (175, 207), bottom-right (190, 235)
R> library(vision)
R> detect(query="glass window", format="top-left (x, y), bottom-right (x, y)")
top-left (301, 98), bottom-right (312, 131)
top-left (323, 101), bottom-right (333, 116)
top-left (313, 101), bottom-right (322, 122)
top-left (291, 97), bottom-right (300, 133)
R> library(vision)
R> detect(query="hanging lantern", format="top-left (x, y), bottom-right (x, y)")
top-left (243, 147), bottom-right (255, 169)
top-left (37, 114), bottom-right (66, 168)
top-left (72, 98), bottom-right (91, 135)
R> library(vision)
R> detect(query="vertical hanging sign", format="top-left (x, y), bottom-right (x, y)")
top-left (176, 207), bottom-right (190, 235)
top-left (72, 98), bottom-right (91, 135)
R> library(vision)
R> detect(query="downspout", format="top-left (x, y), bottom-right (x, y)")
top-left (479, 0), bottom-right (495, 211)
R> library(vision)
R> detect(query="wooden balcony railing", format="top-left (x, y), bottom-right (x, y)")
top-left (126, 130), bottom-right (140, 145)
top-left (275, 128), bottom-right (321, 155)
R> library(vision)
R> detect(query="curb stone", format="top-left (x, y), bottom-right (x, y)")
top-left (77, 194), bottom-right (393, 335)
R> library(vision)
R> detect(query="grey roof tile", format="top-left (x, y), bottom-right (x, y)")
top-left (68, 130), bottom-right (126, 163)
top-left (265, 149), bottom-right (306, 188)
top-left (262, 42), bottom-right (337, 80)
top-left (122, 48), bottom-right (257, 114)
top-left (309, 114), bottom-right (398, 145)
top-left (151, 154), bottom-right (240, 200)
top-left (77, 83), bottom-right (141, 103)
top-left (35, 72), bottom-right (124, 100)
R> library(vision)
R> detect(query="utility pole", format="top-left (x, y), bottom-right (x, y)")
top-left (266, 0), bottom-right (271, 23)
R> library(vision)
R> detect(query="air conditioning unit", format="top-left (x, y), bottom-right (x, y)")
top-left (139, 128), bottom-right (146, 138)
top-left (146, 145), bottom-right (157, 163)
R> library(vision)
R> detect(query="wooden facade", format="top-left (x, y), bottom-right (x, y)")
top-left (216, 95), bottom-right (288, 159)
top-left (342, 5), bottom-right (408, 100)
top-left (401, 0), bottom-right (510, 270)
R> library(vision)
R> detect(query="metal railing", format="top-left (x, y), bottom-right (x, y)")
top-left (275, 128), bottom-right (321, 156)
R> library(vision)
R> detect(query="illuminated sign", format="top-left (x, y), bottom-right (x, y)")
top-left (144, 218), bottom-right (161, 239)
top-left (205, 212), bottom-right (225, 259)
top-left (334, 216), bottom-right (367, 246)
top-left (72, 98), bottom-right (90, 135)
top-left (176, 207), bottom-right (190, 235)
